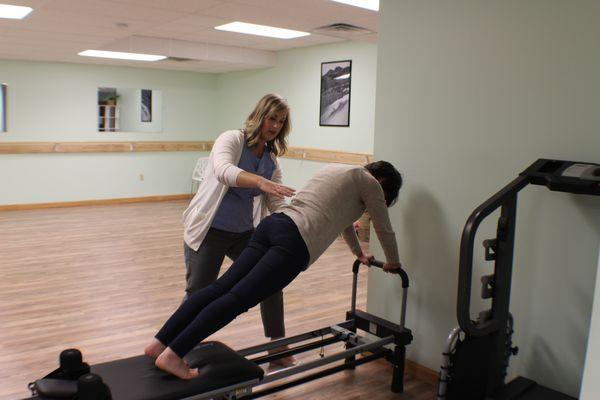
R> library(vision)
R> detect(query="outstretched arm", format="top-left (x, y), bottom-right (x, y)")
top-left (236, 171), bottom-right (295, 200)
top-left (360, 176), bottom-right (402, 271)
top-left (211, 132), bottom-right (295, 200)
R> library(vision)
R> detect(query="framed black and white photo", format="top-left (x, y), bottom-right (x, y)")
top-left (319, 60), bottom-right (351, 127)
top-left (141, 89), bottom-right (152, 122)
top-left (0, 84), bottom-right (6, 132)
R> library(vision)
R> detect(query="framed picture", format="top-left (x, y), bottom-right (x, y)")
top-left (0, 83), bottom-right (6, 132)
top-left (319, 60), bottom-right (352, 127)
top-left (141, 89), bottom-right (152, 122)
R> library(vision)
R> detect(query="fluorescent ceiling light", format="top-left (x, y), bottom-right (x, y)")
top-left (215, 21), bottom-right (310, 39)
top-left (330, 0), bottom-right (379, 11)
top-left (78, 50), bottom-right (166, 62)
top-left (0, 4), bottom-right (33, 19)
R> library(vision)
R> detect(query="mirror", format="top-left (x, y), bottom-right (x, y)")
top-left (0, 83), bottom-right (6, 132)
top-left (98, 87), bottom-right (162, 133)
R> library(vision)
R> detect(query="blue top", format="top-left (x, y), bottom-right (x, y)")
top-left (211, 140), bottom-right (276, 232)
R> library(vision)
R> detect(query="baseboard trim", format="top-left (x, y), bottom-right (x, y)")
top-left (405, 359), bottom-right (439, 386)
top-left (0, 194), bottom-right (192, 211)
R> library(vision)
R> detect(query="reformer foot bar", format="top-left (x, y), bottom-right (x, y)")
top-left (26, 260), bottom-right (412, 400)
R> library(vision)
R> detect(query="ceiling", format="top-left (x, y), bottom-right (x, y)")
top-left (0, 0), bottom-right (378, 73)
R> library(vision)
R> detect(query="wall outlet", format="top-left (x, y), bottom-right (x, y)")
top-left (139, 174), bottom-right (144, 181)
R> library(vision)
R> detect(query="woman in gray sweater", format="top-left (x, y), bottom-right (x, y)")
top-left (145, 161), bottom-right (404, 379)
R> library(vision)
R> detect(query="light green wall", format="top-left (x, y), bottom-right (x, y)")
top-left (2, 60), bottom-right (219, 140)
top-left (0, 60), bottom-right (218, 205)
top-left (216, 41), bottom-right (378, 189)
top-left (0, 41), bottom-right (377, 204)
top-left (369, 0), bottom-right (600, 397)
top-left (216, 41), bottom-right (377, 153)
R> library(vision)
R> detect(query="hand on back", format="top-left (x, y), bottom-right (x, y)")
top-left (257, 177), bottom-right (296, 200)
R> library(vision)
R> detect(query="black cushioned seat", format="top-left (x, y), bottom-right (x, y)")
top-left (91, 342), bottom-right (264, 400)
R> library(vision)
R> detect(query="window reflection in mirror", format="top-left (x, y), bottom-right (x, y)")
top-left (97, 87), bottom-right (162, 133)
top-left (1, 83), bottom-right (6, 132)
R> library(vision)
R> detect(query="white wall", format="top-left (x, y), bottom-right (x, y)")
top-left (369, 0), bottom-right (600, 396)
top-left (0, 60), bottom-right (218, 205)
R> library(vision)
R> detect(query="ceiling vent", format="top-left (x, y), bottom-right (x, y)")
top-left (163, 56), bottom-right (194, 62)
top-left (316, 23), bottom-right (371, 32)
top-left (312, 23), bottom-right (375, 39)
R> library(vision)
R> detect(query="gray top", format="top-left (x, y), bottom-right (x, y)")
top-left (281, 164), bottom-right (400, 267)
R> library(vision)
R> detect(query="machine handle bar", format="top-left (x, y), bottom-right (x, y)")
top-left (457, 174), bottom-right (529, 336)
top-left (352, 259), bottom-right (409, 288)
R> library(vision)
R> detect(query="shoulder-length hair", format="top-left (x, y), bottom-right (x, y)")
top-left (365, 161), bottom-right (403, 207)
top-left (243, 93), bottom-right (291, 156)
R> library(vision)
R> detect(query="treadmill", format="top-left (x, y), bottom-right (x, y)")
top-left (437, 159), bottom-right (600, 400)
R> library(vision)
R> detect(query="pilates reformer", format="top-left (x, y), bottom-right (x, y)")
top-left (27, 259), bottom-right (412, 400)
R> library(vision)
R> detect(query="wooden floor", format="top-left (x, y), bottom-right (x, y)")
top-left (0, 200), bottom-right (436, 400)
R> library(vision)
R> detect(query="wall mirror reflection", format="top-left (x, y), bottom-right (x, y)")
top-left (97, 87), bottom-right (162, 133)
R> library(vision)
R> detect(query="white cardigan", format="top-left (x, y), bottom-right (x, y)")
top-left (183, 130), bottom-right (285, 251)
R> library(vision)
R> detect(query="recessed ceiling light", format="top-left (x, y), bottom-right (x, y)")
top-left (0, 4), bottom-right (33, 19)
top-left (78, 50), bottom-right (166, 62)
top-left (330, 0), bottom-right (379, 12)
top-left (215, 22), bottom-right (310, 39)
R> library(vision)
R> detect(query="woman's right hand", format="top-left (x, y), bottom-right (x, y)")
top-left (257, 177), bottom-right (296, 199)
top-left (383, 262), bottom-right (403, 273)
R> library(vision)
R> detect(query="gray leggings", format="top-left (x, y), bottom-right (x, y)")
top-left (184, 228), bottom-right (285, 338)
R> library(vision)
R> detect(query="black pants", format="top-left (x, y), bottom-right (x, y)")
top-left (156, 213), bottom-right (309, 357)
top-left (183, 228), bottom-right (285, 339)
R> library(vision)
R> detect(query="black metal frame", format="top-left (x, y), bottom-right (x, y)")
top-left (442, 159), bottom-right (599, 400)
top-left (236, 259), bottom-right (412, 398)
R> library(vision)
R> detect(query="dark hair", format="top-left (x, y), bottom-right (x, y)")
top-left (364, 161), bottom-right (403, 207)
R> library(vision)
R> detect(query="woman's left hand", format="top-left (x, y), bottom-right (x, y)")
top-left (357, 253), bottom-right (374, 266)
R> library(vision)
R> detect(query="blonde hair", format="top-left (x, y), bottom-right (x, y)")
top-left (243, 93), bottom-right (291, 156)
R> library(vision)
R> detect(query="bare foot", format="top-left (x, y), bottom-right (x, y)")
top-left (155, 347), bottom-right (199, 380)
top-left (144, 338), bottom-right (166, 359)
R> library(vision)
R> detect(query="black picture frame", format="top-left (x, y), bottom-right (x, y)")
top-left (141, 89), bottom-right (152, 122)
top-left (319, 60), bottom-right (352, 127)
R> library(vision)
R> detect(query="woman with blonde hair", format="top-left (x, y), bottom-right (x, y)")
top-left (179, 94), bottom-right (295, 366)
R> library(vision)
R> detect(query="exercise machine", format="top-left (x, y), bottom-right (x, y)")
top-left (27, 259), bottom-right (412, 400)
top-left (437, 159), bottom-right (600, 400)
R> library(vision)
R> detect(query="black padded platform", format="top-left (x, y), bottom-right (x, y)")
top-left (496, 377), bottom-right (577, 400)
top-left (90, 342), bottom-right (264, 400)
